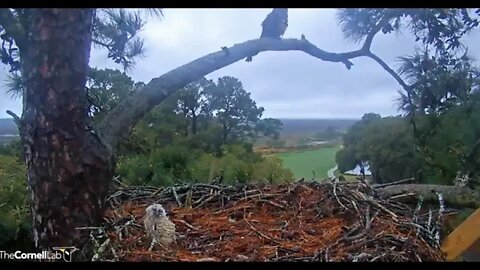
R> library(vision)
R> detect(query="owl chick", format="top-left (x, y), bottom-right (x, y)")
top-left (144, 204), bottom-right (176, 251)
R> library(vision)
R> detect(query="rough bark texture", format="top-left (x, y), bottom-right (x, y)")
top-left (376, 184), bottom-right (480, 208)
top-left (20, 9), bottom-right (114, 250)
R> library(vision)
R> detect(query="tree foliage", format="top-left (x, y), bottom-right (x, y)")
top-left (336, 114), bottom-right (420, 183)
top-left (337, 8), bottom-right (480, 55)
top-left (1, 7), bottom-right (479, 249)
top-left (0, 155), bottom-right (31, 250)
top-left (86, 68), bottom-right (139, 120)
top-left (204, 76), bottom-right (266, 144)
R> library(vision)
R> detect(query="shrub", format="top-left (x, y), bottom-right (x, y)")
top-left (0, 155), bottom-right (32, 250)
top-left (252, 156), bottom-right (295, 184)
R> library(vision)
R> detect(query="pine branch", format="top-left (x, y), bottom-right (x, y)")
top-left (0, 9), bottom-right (26, 49)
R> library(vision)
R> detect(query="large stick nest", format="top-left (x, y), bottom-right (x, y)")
top-left (82, 179), bottom-right (448, 262)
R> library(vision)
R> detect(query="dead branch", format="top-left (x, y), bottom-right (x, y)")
top-left (99, 37), bottom-right (369, 148)
top-left (376, 184), bottom-right (480, 208)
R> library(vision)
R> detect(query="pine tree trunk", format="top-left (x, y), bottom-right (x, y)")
top-left (20, 9), bottom-right (114, 250)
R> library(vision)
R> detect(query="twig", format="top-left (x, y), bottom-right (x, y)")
top-left (172, 186), bottom-right (183, 207)
top-left (244, 216), bottom-right (281, 244)
top-left (194, 194), bottom-right (219, 209)
top-left (433, 191), bottom-right (445, 246)
top-left (91, 238), bottom-right (111, 262)
top-left (373, 178), bottom-right (415, 189)
top-left (332, 178), bottom-right (349, 211)
top-left (112, 176), bottom-right (128, 188)
top-left (175, 219), bottom-right (200, 231)
top-left (257, 199), bottom-right (286, 209)
top-left (388, 192), bottom-right (417, 200)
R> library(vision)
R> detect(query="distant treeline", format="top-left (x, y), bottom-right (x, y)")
top-left (278, 118), bottom-right (358, 138)
top-left (0, 118), bottom-right (18, 135)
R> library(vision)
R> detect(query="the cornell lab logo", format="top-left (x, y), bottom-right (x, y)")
top-left (52, 247), bottom-right (78, 262)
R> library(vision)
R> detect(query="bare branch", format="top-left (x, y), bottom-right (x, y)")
top-left (376, 184), bottom-right (480, 208)
top-left (6, 109), bottom-right (21, 126)
top-left (98, 37), bottom-right (368, 148)
top-left (92, 38), bottom-right (111, 48)
top-left (361, 9), bottom-right (407, 52)
top-left (97, 21), bottom-right (417, 150)
top-left (0, 9), bottom-right (26, 49)
top-left (366, 51), bottom-right (420, 145)
top-left (366, 51), bottom-right (412, 91)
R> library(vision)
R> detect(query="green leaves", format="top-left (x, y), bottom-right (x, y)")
top-left (255, 118), bottom-right (283, 140)
top-left (337, 8), bottom-right (479, 57)
top-left (336, 9), bottom-right (386, 43)
top-left (0, 8), bottom-right (163, 74)
top-left (86, 67), bottom-right (137, 120)
top-left (203, 76), bottom-right (265, 144)
top-left (396, 49), bottom-right (479, 114)
top-left (0, 154), bottom-right (31, 250)
top-left (337, 114), bottom-right (420, 183)
top-left (3, 72), bottom-right (24, 99)
top-left (92, 9), bottom-right (154, 72)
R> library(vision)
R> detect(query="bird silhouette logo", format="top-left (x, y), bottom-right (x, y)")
top-left (52, 246), bottom-right (78, 262)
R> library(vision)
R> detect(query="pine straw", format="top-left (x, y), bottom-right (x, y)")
top-left (84, 180), bottom-right (447, 262)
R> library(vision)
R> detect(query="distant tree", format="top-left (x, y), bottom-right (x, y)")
top-left (314, 125), bottom-right (341, 141)
top-left (174, 77), bottom-right (214, 136)
top-left (361, 113), bottom-right (381, 123)
top-left (337, 114), bottom-right (420, 183)
top-left (86, 68), bottom-right (139, 121)
top-left (336, 147), bottom-right (358, 173)
top-left (252, 156), bottom-right (294, 184)
top-left (266, 138), bottom-right (286, 149)
top-left (255, 118), bottom-right (283, 140)
top-left (204, 76), bottom-right (265, 144)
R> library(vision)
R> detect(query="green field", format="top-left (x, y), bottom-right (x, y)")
top-left (275, 145), bottom-right (341, 179)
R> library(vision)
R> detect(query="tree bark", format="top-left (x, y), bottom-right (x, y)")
top-left (376, 184), bottom-right (480, 208)
top-left (191, 110), bottom-right (197, 135)
top-left (20, 9), bottom-right (114, 250)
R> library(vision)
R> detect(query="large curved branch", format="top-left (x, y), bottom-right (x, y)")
top-left (366, 51), bottom-right (420, 146)
top-left (98, 37), bottom-right (369, 148)
top-left (376, 184), bottom-right (480, 209)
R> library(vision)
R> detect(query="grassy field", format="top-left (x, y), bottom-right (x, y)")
top-left (275, 145), bottom-right (341, 179)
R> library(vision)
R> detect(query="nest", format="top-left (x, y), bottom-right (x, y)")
top-left (82, 179), bottom-right (448, 262)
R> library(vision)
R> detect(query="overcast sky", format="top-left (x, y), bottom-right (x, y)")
top-left (1, 8), bottom-right (480, 119)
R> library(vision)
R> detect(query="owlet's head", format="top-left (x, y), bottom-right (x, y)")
top-left (146, 203), bottom-right (167, 218)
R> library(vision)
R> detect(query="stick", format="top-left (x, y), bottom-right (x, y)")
top-left (244, 216), bottom-right (281, 244)
top-left (175, 219), bottom-right (200, 231)
top-left (258, 199), bottom-right (286, 209)
top-left (172, 186), bottom-right (183, 207)
top-left (373, 178), bottom-right (415, 189)
top-left (332, 178), bottom-right (349, 211)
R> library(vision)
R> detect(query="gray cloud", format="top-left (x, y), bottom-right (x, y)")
top-left (1, 9), bottom-right (480, 119)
